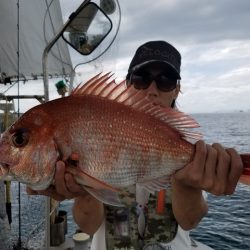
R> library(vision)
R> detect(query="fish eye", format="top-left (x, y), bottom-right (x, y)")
top-left (12, 131), bottom-right (29, 147)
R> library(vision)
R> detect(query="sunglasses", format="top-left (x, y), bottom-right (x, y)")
top-left (129, 71), bottom-right (178, 92)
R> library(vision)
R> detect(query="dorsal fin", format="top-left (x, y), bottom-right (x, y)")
top-left (71, 73), bottom-right (202, 141)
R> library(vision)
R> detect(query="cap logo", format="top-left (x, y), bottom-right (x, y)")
top-left (138, 46), bottom-right (179, 70)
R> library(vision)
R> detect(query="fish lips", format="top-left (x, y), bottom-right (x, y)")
top-left (0, 163), bottom-right (10, 179)
top-left (0, 159), bottom-right (18, 179)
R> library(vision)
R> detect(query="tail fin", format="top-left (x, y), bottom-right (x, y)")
top-left (240, 154), bottom-right (250, 185)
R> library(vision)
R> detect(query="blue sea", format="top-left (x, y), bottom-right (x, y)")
top-left (8, 112), bottom-right (250, 249)
top-left (190, 112), bottom-right (250, 250)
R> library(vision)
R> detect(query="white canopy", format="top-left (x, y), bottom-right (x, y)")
top-left (0, 0), bottom-right (73, 82)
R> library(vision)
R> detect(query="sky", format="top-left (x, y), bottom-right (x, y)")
top-left (1, 0), bottom-right (250, 114)
top-left (61, 0), bottom-right (250, 114)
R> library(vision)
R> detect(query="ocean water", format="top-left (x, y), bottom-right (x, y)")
top-left (190, 112), bottom-right (250, 250)
top-left (7, 112), bottom-right (250, 249)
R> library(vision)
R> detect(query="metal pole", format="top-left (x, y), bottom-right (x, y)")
top-left (17, 1), bottom-right (22, 248)
top-left (42, 2), bottom-right (90, 248)
top-left (42, 0), bottom-right (91, 101)
top-left (42, 18), bottom-right (72, 102)
top-left (42, 20), bottom-right (72, 250)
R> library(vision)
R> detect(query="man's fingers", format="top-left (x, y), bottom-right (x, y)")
top-left (203, 145), bottom-right (217, 190)
top-left (211, 143), bottom-right (230, 195)
top-left (186, 140), bottom-right (207, 186)
top-left (54, 161), bottom-right (70, 195)
top-left (173, 140), bottom-right (208, 187)
top-left (225, 148), bottom-right (243, 194)
top-left (65, 173), bottom-right (83, 194)
top-left (54, 161), bottom-right (84, 198)
top-left (192, 140), bottom-right (207, 172)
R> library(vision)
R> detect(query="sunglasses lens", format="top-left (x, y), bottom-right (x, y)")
top-left (130, 73), bottom-right (150, 89)
top-left (157, 75), bottom-right (177, 92)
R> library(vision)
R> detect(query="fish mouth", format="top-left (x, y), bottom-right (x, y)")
top-left (0, 162), bottom-right (10, 177)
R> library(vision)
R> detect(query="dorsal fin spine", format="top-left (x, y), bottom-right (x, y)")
top-left (85, 72), bottom-right (112, 95)
top-left (145, 106), bottom-right (158, 114)
top-left (98, 79), bottom-right (115, 96)
top-left (105, 80), bottom-right (124, 99)
top-left (122, 91), bottom-right (139, 105)
top-left (95, 79), bottom-right (113, 96)
top-left (90, 74), bottom-right (112, 94)
top-left (71, 72), bottom-right (102, 95)
top-left (99, 82), bottom-right (116, 98)
top-left (129, 92), bottom-right (147, 108)
top-left (138, 102), bottom-right (152, 111)
top-left (114, 82), bottom-right (134, 102)
top-left (121, 87), bottom-right (142, 104)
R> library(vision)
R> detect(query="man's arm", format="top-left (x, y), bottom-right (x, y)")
top-left (72, 195), bottom-right (104, 235)
top-left (171, 178), bottom-right (208, 230)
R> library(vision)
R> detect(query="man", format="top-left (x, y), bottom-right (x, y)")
top-left (28, 41), bottom-right (243, 249)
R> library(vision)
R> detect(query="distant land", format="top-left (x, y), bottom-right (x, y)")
top-left (189, 109), bottom-right (250, 115)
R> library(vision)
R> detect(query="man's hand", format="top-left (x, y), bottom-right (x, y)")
top-left (173, 140), bottom-right (243, 195)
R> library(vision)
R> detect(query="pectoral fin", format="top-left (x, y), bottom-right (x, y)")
top-left (66, 167), bottom-right (123, 206)
top-left (84, 186), bottom-right (124, 207)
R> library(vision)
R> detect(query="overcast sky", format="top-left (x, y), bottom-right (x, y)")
top-left (1, 0), bottom-right (250, 114)
top-left (61, 0), bottom-right (250, 114)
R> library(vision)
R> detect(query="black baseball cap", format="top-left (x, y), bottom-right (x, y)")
top-left (127, 40), bottom-right (181, 79)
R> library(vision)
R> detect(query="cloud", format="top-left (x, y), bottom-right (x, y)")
top-left (118, 0), bottom-right (250, 45)
top-left (1, 0), bottom-right (250, 114)
top-left (69, 0), bottom-right (250, 113)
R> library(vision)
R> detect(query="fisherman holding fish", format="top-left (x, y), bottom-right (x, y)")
top-left (19, 41), bottom-right (245, 249)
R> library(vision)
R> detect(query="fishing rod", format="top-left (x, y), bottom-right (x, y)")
top-left (14, 1), bottom-right (25, 249)
top-left (2, 100), bottom-right (13, 226)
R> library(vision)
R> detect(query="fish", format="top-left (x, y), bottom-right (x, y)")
top-left (0, 72), bottom-right (249, 206)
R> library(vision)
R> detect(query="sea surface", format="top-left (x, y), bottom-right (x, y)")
top-left (190, 112), bottom-right (250, 250)
top-left (7, 111), bottom-right (250, 249)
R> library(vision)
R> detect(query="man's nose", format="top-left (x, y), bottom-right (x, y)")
top-left (146, 81), bottom-right (159, 98)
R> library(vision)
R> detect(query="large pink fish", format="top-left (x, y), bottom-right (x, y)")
top-left (0, 73), bottom-right (249, 205)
